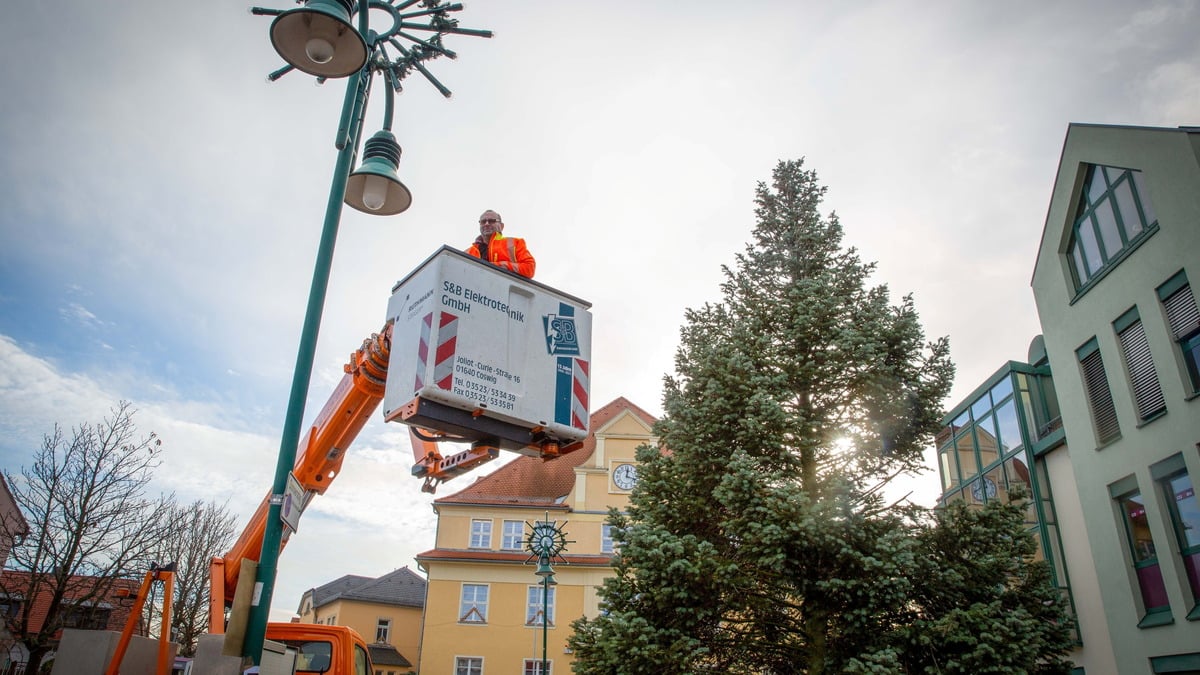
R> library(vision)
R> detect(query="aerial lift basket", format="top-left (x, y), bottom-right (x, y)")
top-left (383, 246), bottom-right (592, 453)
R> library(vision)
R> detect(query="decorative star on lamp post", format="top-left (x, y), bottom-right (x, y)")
top-left (527, 515), bottom-right (571, 675)
top-left (241, 0), bottom-right (490, 664)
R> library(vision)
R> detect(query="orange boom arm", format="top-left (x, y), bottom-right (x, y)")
top-left (209, 326), bottom-right (391, 632)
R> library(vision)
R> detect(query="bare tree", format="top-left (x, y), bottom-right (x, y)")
top-left (150, 499), bottom-right (237, 656)
top-left (0, 402), bottom-right (176, 674)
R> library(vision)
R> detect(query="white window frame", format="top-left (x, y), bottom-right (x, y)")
top-left (502, 519), bottom-right (525, 550)
top-left (523, 658), bottom-right (552, 674)
top-left (525, 585), bottom-right (556, 627)
top-left (470, 519), bottom-right (493, 549)
top-left (375, 617), bottom-right (391, 643)
top-left (459, 584), bottom-right (489, 624)
top-left (601, 523), bottom-right (615, 554)
top-left (455, 656), bottom-right (484, 675)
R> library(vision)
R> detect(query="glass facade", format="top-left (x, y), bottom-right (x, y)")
top-left (937, 362), bottom-right (1074, 626)
top-left (936, 366), bottom-right (1052, 501)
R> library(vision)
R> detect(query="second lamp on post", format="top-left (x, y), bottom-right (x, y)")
top-left (240, 0), bottom-right (490, 665)
top-left (528, 517), bottom-right (570, 674)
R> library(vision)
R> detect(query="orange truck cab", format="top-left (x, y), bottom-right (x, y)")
top-left (191, 623), bottom-right (371, 675)
top-left (264, 623), bottom-right (372, 675)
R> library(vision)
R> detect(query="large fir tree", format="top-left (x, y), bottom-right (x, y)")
top-left (570, 160), bottom-right (1072, 674)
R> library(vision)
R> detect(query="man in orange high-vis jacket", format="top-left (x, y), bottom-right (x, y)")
top-left (466, 209), bottom-right (536, 279)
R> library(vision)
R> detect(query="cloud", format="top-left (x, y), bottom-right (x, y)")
top-left (1144, 61), bottom-right (1200, 124)
top-left (58, 302), bottom-right (106, 330)
top-left (0, 334), bottom-right (442, 619)
top-left (4, 0), bottom-right (1200, 623)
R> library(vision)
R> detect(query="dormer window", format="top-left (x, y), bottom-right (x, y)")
top-left (1068, 164), bottom-right (1157, 291)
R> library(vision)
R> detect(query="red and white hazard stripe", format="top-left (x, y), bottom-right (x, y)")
top-left (414, 312), bottom-right (433, 392)
top-left (572, 359), bottom-right (589, 429)
top-left (434, 311), bottom-right (459, 390)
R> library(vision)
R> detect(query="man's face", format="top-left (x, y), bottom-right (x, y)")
top-left (479, 211), bottom-right (503, 237)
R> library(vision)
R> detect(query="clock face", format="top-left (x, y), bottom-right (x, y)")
top-left (613, 463), bottom-right (638, 490)
top-left (970, 477), bottom-right (998, 502)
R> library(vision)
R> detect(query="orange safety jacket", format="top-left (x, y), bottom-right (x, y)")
top-left (467, 233), bottom-right (536, 279)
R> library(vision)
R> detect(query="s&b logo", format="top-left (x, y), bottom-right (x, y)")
top-left (543, 314), bottom-right (580, 355)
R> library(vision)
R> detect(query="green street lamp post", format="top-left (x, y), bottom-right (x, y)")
top-left (242, 0), bottom-right (490, 664)
top-left (527, 516), bottom-right (570, 674)
top-left (535, 557), bottom-right (557, 675)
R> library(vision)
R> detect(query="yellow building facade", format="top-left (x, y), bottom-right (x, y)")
top-left (416, 397), bottom-right (656, 675)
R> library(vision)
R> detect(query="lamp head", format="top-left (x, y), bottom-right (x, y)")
top-left (535, 556), bottom-right (556, 579)
top-left (345, 130), bottom-right (413, 215)
top-left (270, 0), bottom-right (367, 78)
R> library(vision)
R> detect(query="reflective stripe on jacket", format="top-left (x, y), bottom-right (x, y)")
top-left (467, 233), bottom-right (536, 279)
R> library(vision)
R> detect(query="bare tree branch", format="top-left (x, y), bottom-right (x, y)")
top-left (0, 402), bottom-right (176, 674)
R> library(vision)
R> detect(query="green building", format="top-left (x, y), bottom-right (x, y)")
top-left (940, 123), bottom-right (1200, 674)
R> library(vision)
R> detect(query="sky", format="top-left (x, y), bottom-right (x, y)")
top-left (1, 0), bottom-right (1198, 622)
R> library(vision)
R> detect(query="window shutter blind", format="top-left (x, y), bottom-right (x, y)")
top-left (1080, 349), bottom-right (1120, 443)
top-left (1117, 319), bottom-right (1165, 420)
top-left (1163, 284), bottom-right (1200, 339)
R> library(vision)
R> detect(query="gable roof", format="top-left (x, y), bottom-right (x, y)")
top-left (307, 574), bottom-right (373, 609)
top-left (338, 566), bottom-right (426, 608)
top-left (306, 567), bottom-right (426, 612)
top-left (433, 397), bottom-right (658, 507)
top-left (1030, 123), bottom-right (1200, 286)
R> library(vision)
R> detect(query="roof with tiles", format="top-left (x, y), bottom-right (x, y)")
top-left (338, 566), bottom-right (426, 608)
top-left (433, 397), bottom-right (658, 508)
top-left (308, 567), bottom-right (426, 609)
top-left (308, 574), bottom-right (373, 608)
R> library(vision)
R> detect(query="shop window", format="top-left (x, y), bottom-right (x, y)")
top-left (1157, 462), bottom-right (1200, 617)
top-left (1115, 487), bottom-right (1172, 626)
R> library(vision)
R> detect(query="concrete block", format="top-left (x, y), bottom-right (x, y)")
top-left (51, 628), bottom-right (179, 675)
